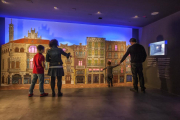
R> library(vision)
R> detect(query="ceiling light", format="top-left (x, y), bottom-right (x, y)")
top-left (1, 0), bottom-right (8, 4)
top-left (97, 11), bottom-right (101, 14)
top-left (151, 12), bottom-right (159, 15)
top-left (133, 15), bottom-right (139, 18)
top-left (54, 7), bottom-right (58, 10)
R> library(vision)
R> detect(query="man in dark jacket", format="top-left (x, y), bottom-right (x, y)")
top-left (119, 38), bottom-right (147, 93)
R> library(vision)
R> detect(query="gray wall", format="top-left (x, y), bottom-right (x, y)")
top-left (139, 11), bottom-right (180, 95)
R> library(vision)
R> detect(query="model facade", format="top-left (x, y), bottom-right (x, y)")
top-left (1, 20), bottom-right (132, 85)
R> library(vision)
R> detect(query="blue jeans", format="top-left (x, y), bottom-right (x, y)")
top-left (29, 74), bottom-right (44, 94)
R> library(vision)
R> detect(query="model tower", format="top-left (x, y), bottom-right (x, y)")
top-left (9, 19), bottom-right (14, 42)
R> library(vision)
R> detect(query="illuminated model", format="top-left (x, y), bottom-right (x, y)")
top-left (1, 20), bottom-right (132, 85)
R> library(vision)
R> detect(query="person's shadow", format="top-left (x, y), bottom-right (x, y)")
top-left (156, 35), bottom-right (168, 91)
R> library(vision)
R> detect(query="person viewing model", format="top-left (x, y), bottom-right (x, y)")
top-left (46, 39), bottom-right (71, 97)
top-left (119, 38), bottom-right (147, 93)
top-left (28, 45), bottom-right (48, 97)
top-left (103, 61), bottom-right (119, 87)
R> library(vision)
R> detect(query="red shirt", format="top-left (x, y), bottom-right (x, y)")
top-left (33, 53), bottom-right (45, 74)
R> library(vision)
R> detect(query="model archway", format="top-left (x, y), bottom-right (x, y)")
top-left (12, 74), bottom-right (22, 84)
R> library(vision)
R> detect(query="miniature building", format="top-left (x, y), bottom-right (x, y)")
top-left (86, 37), bottom-right (106, 84)
top-left (24, 28), bottom-right (42, 39)
top-left (59, 44), bottom-right (75, 84)
top-left (1, 38), bottom-right (50, 84)
top-left (125, 45), bottom-right (133, 82)
top-left (73, 43), bottom-right (87, 84)
top-left (105, 41), bottom-right (127, 83)
top-left (1, 20), bottom-right (132, 85)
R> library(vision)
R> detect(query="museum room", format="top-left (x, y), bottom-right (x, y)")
top-left (0, 0), bottom-right (180, 120)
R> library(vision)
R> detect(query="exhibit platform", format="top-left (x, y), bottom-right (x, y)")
top-left (0, 83), bottom-right (133, 90)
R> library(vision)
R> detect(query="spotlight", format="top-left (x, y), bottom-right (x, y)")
top-left (54, 7), bottom-right (58, 10)
top-left (2, 0), bottom-right (8, 4)
top-left (133, 15), bottom-right (139, 18)
top-left (97, 11), bottom-right (101, 14)
top-left (151, 12), bottom-right (159, 15)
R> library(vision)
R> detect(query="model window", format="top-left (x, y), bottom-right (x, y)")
top-left (30, 58), bottom-right (33, 69)
top-left (15, 47), bottom-right (19, 52)
top-left (88, 50), bottom-right (92, 55)
top-left (16, 61), bottom-right (20, 68)
top-left (108, 45), bottom-right (111, 50)
top-left (29, 46), bottom-right (37, 53)
top-left (88, 42), bottom-right (92, 47)
top-left (11, 61), bottom-right (15, 69)
top-left (108, 53), bottom-right (111, 58)
top-left (101, 42), bottom-right (104, 47)
top-left (115, 45), bottom-right (118, 51)
top-left (20, 48), bottom-right (24, 52)
top-left (114, 53), bottom-right (118, 58)
top-left (27, 59), bottom-right (29, 69)
top-left (120, 53), bottom-right (123, 58)
top-left (115, 60), bottom-right (118, 65)
top-left (101, 60), bottom-right (104, 65)
top-left (8, 58), bottom-right (10, 69)
top-left (94, 60), bottom-right (98, 65)
top-left (2, 59), bottom-right (4, 70)
top-left (67, 66), bottom-right (71, 72)
top-left (78, 61), bottom-right (83, 66)
top-left (100, 50), bottom-right (104, 55)
top-left (88, 60), bottom-right (91, 65)
top-left (79, 52), bottom-right (83, 56)
top-left (121, 68), bottom-right (124, 73)
top-left (121, 45), bottom-right (124, 51)
top-left (95, 50), bottom-right (98, 55)
top-left (95, 42), bottom-right (98, 47)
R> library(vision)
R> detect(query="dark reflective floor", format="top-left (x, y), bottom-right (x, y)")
top-left (0, 87), bottom-right (180, 120)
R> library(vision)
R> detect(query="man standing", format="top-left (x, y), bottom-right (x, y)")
top-left (119, 38), bottom-right (147, 93)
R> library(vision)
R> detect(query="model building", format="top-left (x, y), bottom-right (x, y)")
top-left (1, 20), bottom-right (132, 85)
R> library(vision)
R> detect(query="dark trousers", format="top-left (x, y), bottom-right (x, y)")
top-left (131, 63), bottom-right (145, 90)
top-left (108, 77), bottom-right (113, 86)
top-left (51, 76), bottom-right (62, 93)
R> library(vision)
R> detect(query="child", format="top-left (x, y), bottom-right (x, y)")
top-left (103, 61), bottom-right (119, 87)
top-left (28, 45), bottom-right (48, 97)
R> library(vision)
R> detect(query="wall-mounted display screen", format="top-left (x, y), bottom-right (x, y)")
top-left (150, 40), bottom-right (167, 56)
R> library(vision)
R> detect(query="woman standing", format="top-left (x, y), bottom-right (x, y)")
top-left (46, 39), bottom-right (71, 97)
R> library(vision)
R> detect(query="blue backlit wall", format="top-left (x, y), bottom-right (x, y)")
top-left (5, 18), bottom-right (132, 45)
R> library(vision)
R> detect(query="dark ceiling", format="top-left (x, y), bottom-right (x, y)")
top-left (0, 0), bottom-right (180, 27)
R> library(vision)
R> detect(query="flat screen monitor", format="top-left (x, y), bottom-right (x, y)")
top-left (150, 40), bottom-right (167, 56)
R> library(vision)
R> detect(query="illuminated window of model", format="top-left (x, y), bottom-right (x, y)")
top-left (29, 46), bottom-right (37, 53)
